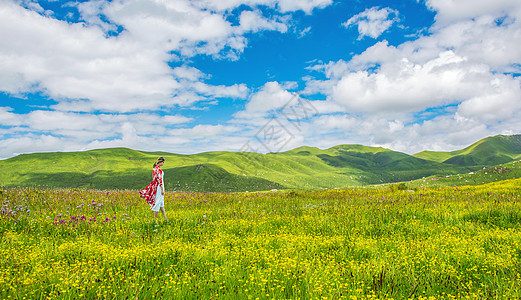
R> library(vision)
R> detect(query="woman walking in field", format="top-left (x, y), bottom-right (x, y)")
top-left (139, 157), bottom-right (169, 223)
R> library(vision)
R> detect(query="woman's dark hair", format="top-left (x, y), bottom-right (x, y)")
top-left (153, 157), bottom-right (165, 168)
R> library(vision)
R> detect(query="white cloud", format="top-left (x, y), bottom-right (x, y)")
top-left (0, 109), bottom-right (193, 142)
top-left (172, 66), bottom-right (208, 81)
top-left (342, 7), bottom-right (399, 39)
top-left (426, 0), bottom-right (521, 25)
top-left (235, 81), bottom-right (295, 119)
top-left (388, 120), bottom-right (404, 133)
top-left (192, 0), bottom-right (332, 14)
top-left (276, 0), bottom-right (332, 14)
top-left (191, 82), bottom-right (249, 99)
top-left (329, 51), bottom-right (499, 114)
top-left (0, 107), bottom-right (24, 126)
top-left (238, 10), bottom-right (288, 33)
top-left (0, 1), bottom-right (180, 112)
top-left (313, 114), bottom-right (356, 131)
top-left (120, 121), bottom-right (138, 143)
top-left (434, 16), bottom-right (521, 73)
top-left (456, 76), bottom-right (521, 122)
top-left (75, 0), bottom-right (118, 32)
top-left (105, 0), bottom-right (236, 51)
top-left (16, 0), bottom-right (45, 14)
top-left (161, 115), bottom-right (194, 125)
top-left (171, 124), bottom-right (240, 139)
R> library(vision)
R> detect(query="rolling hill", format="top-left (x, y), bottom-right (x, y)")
top-left (414, 134), bottom-right (521, 167)
top-left (1, 134), bottom-right (520, 191)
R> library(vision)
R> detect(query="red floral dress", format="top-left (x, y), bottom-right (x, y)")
top-left (139, 166), bottom-right (163, 207)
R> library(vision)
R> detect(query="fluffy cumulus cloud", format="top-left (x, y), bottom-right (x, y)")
top-left (342, 7), bottom-right (399, 39)
top-left (238, 10), bottom-right (288, 33)
top-left (235, 81), bottom-right (295, 118)
top-left (425, 0), bottom-right (521, 25)
top-left (329, 50), bottom-right (520, 115)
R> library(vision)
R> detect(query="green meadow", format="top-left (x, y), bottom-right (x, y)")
top-left (1, 179), bottom-right (521, 299)
top-left (1, 134), bottom-right (521, 192)
top-left (1, 134), bottom-right (521, 299)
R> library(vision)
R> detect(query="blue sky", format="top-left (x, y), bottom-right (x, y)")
top-left (1, 0), bottom-right (521, 159)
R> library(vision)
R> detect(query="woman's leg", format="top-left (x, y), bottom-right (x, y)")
top-left (160, 207), bottom-right (168, 221)
top-left (154, 211), bottom-right (159, 223)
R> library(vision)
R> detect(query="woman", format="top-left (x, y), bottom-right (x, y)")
top-left (139, 157), bottom-right (168, 222)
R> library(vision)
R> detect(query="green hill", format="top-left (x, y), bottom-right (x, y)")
top-left (414, 135), bottom-right (521, 167)
top-left (1, 134), bottom-right (520, 191)
top-left (309, 145), bottom-right (466, 184)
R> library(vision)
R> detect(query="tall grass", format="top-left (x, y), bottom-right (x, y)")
top-left (1, 179), bottom-right (521, 299)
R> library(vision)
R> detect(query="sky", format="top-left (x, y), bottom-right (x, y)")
top-left (1, 0), bottom-right (521, 159)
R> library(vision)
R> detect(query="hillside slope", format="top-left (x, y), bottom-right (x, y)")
top-left (414, 135), bottom-right (521, 167)
top-left (1, 134), bottom-right (520, 191)
top-left (406, 159), bottom-right (521, 188)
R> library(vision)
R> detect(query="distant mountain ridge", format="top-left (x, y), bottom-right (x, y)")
top-left (1, 134), bottom-right (520, 192)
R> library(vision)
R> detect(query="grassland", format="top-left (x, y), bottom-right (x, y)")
top-left (1, 179), bottom-right (521, 299)
top-left (2, 134), bottom-right (520, 192)
top-left (391, 159), bottom-right (521, 190)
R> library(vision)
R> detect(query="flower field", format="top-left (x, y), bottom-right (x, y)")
top-left (1, 179), bottom-right (521, 299)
